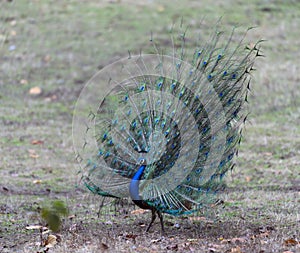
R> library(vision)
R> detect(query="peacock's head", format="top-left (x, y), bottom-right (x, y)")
top-left (137, 157), bottom-right (147, 166)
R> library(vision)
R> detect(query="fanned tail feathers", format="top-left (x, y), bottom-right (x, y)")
top-left (75, 24), bottom-right (263, 216)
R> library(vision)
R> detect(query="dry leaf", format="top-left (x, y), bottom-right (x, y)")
top-left (232, 237), bottom-right (246, 243)
top-left (31, 139), bottom-right (44, 145)
top-left (28, 149), bottom-right (39, 158)
top-left (131, 209), bottom-right (147, 215)
top-left (69, 223), bottom-right (78, 232)
top-left (139, 223), bottom-right (146, 228)
top-left (10, 20), bottom-right (16, 26)
top-left (26, 225), bottom-right (42, 230)
top-left (44, 234), bottom-right (57, 248)
top-left (42, 228), bottom-right (51, 235)
top-left (189, 216), bottom-right (207, 221)
top-left (284, 238), bottom-right (299, 246)
top-left (20, 79), bottom-right (28, 85)
top-left (245, 176), bottom-right (252, 182)
top-left (222, 237), bottom-right (246, 244)
top-left (230, 246), bottom-right (242, 253)
top-left (10, 30), bottom-right (17, 36)
top-left (125, 234), bottom-right (138, 240)
top-left (187, 238), bottom-right (198, 242)
top-left (43, 55), bottom-right (51, 63)
top-left (151, 238), bottom-right (162, 243)
top-left (263, 152), bottom-right (272, 157)
top-left (29, 153), bottom-right (39, 159)
top-left (29, 153), bottom-right (39, 158)
top-left (157, 5), bottom-right (165, 12)
top-left (44, 94), bottom-right (57, 102)
top-left (33, 179), bottom-right (42, 184)
top-left (29, 86), bottom-right (42, 95)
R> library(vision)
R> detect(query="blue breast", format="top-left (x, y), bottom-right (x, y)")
top-left (129, 164), bottom-right (146, 201)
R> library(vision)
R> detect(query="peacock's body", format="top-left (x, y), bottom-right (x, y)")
top-left (73, 24), bottom-right (262, 233)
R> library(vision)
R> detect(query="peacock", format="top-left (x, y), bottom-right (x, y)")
top-left (72, 23), bottom-right (263, 234)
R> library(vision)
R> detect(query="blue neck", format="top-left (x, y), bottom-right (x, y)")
top-left (129, 164), bottom-right (146, 201)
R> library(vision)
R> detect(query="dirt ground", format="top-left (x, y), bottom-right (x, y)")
top-left (0, 0), bottom-right (299, 252)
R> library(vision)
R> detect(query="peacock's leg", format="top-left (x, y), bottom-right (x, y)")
top-left (97, 197), bottom-right (106, 218)
top-left (146, 209), bottom-right (156, 232)
top-left (157, 211), bottom-right (165, 235)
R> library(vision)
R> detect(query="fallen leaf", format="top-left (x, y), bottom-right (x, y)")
top-left (20, 79), bottom-right (28, 85)
top-left (230, 246), bottom-right (242, 253)
top-left (42, 228), bottom-right (51, 235)
top-left (139, 223), bottom-right (146, 228)
top-left (29, 154), bottom-right (39, 159)
top-left (10, 30), bottom-right (17, 36)
top-left (68, 214), bottom-right (76, 220)
top-left (44, 234), bottom-right (57, 248)
top-left (187, 238), bottom-right (198, 242)
top-left (125, 234), bottom-right (138, 240)
top-left (263, 152), bottom-right (272, 157)
top-left (10, 20), bottom-right (16, 26)
top-left (284, 238), bottom-right (299, 246)
top-left (260, 239), bottom-right (267, 245)
top-left (31, 139), bottom-right (44, 145)
top-left (157, 5), bottom-right (165, 12)
top-left (210, 199), bottom-right (224, 208)
top-left (245, 176), bottom-right (252, 182)
top-left (189, 216), bottom-right (207, 221)
top-left (28, 149), bottom-right (39, 158)
top-left (26, 225), bottom-right (42, 230)
top-left (43, 54), bottom-right (51, 63)
top-left (44, 94), bottom-right (57, 102)
top-left (222, 237), bottom-right (246, 244)
top-left (151, 238), bottom-right (162, 243)
top-left (131, 209), bottom-right (147, 215)
top-left (29, 86), bottom-right (42, 95)
top-left (33, 179), bottom-right (42, 184)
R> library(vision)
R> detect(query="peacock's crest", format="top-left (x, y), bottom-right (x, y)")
top-left (73, 22), bottom-right (263, 233)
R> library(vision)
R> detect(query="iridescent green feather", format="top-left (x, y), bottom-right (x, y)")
top-left (80, 25), bottom-right (263, 217)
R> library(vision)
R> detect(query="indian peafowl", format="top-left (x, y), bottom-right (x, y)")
top-left (73, 23), bottom-right (263, 234)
